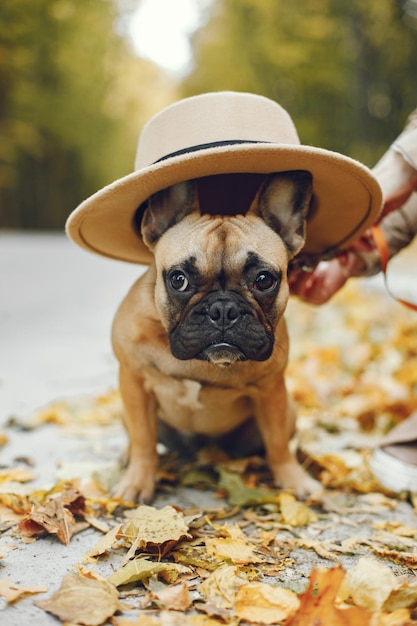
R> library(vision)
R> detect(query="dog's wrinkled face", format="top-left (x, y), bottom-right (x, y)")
top-left (141, 172), bottom-right (312, 367)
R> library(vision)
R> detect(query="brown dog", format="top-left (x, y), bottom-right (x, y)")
top-left (111, 171), bottom-right (321, 502)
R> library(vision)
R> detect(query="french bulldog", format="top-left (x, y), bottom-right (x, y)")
top-left (111, 171), bottom-right (321, 502)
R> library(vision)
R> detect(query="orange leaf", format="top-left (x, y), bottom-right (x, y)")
top-left (286, 567), bottom-right (372, 626)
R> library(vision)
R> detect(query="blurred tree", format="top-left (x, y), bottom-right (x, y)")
top-left (0, 0), bottom-right (176, 229)
top-left (183, 0), bottom-right (417, 165)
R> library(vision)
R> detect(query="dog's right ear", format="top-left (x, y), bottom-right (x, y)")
top-left (140, 181), bottom-right (198, 249)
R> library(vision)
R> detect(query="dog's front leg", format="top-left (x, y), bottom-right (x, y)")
top-left (112, 366), bottom-right (158, 503)
top-left (254, 377), bottom-right (321, 498)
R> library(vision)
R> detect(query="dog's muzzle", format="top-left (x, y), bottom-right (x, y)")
top-left (169, 291), bottom-right (274, 364)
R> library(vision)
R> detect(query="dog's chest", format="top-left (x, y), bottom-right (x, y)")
top-left (142, 367), bottom-right (253, 435)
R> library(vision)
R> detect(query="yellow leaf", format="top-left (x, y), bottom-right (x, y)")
top-left (383, 576), bottom-right (417, 612)
top-left (378, 608), bottom-right (412, 625)
top-left (36, 572), bottom-right (121, 625)
top-left (123, 505), bottom-right (192, 553)
top-left (338, 557), bottom-right (396, 612)
top-left (0, 468), bottom-right (35, 484)
top-left (108, 556), bottom-right (190, 587)
top-left (83, 523), bottom-right (122, 563)
top-left (205, 536), bottom-right (262, 564)
top-left (199, 564), bottom-right (246, 608)
top-left (234, 581), bottom-right (300, 623)
top-left (279, 493), bottom-right (317, 526)
top-left (0, 578), bottom-right (47, 603)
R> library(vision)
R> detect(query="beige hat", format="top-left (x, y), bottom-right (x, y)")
top-left (66, 91), bottom-right (382, 265)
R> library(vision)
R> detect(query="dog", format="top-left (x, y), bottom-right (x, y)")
top-left (111, 171), bottom-right (321, 503)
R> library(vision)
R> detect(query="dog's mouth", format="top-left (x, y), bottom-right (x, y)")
top-left (198, 343), bottom-right (247, 367)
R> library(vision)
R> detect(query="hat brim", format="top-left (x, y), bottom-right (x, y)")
top-left (66, 143), bottom-right (382, 265)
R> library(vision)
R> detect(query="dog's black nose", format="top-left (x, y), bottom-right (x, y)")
top-left (207, 300), bottom-right (239, 328)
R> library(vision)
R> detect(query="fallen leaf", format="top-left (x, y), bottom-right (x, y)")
top-left (0, 430), bottom-right (8, 446)
top-left (217, 468), bottom-right (277, 506)
top-left (383, 576), bottom-right (417, 612)
top-left (36, 572), bottom-right (121, 625)
top-left (278, 493), bottom-right (317, 526)
top-left (199, 564), bottom-right (246, 608)
top-left (122, 505), bottom-right (192, 559)
top-left (234, 581), bottom-right (300, 623)
top-left (298, 536), bottom-right (340, 561)
top-left (149, 581), bottom-right (192, 611)
top-left (287, 566), bottom-right (372, 625)
top-left (205, 536), bottom-right (262, 564)
top-left (83, 523), bottom-right (122, 563)
top-left (18, 483), bottom-right (89, 545)
top-left (338, 557), bottom-right (397, 612)
top-left (108, 556), bottom-right (191, 587)
top-left (18, 498), bottom-right (77, 544)
top-left (0, 468), bottom-right (35, 484)
top-left (0, 578), bottom-right (47, 603)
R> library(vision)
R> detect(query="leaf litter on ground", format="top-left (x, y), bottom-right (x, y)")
top-left (1, 279), bottom-right (417, 623)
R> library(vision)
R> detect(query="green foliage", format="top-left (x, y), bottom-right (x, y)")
top-left (0, 0), bottom-right (176, 229)
top-left (1, 0), bottom-right (416, 229)
top-left (183, 0), bottom-right (417, 165)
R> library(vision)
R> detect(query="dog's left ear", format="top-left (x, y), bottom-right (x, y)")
top-left (249, 171), bottom-right (313, 258)
top-left (141, 180), bottom-right (198, 249)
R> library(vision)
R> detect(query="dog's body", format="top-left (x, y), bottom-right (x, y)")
top-left (112, 172), bottom-right (321, 502)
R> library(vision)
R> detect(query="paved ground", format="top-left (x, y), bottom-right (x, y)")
top-left (0, 232), bottom-right (144, 625)
top-left (0, 232), bottom-right (416, 625)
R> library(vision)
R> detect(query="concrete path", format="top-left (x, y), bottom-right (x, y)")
top-left (0, 233), bottom-right (143, 624)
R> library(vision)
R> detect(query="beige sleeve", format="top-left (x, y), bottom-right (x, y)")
top-left (391, 108), bottom-right (417, 168)
top-left (353, 109), bottom-right (417, 276)
top-left (351, 192), bottom-right (417, 277)
top-left (380, 192), bottom-right (417, 257)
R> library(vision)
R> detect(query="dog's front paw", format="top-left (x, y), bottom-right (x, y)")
top-left (112, 457), bottom-right (158, 503)
top-left (272, 460), bottom-right (322, 499)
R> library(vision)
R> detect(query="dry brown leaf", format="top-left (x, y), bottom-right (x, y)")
top-left (36, 572), bottom-right (121, 625)
top-left (108, 556), bottom-right (191, 588)
top-left (0, 492), bottom-right (32, 515)
top-left (83, 523), bottom-right (122, 563)
top-left (0, 578), bottom-right (47, 603)
top-left (122, 505), bottom-right (192, 559)
top-left (150, 581), bottom-right (192, 611)
top-left (199, 564), bottom-right (247, 608)
top-left (18, 484), bottom-right (88, 545)
top-left (234, 581), bottom-right (300, 623)
top-left (298, 536), bottom-right (340, 561)
top-left (18, 498), bottom-right (77, 544)
top-left (113, 612), bottom-right (224, 626)
top-left (205, 536), bottom-right (262, 564)
top-left (287, 566), bottom-right (372, 626)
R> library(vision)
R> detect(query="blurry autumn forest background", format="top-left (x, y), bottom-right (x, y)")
top-left (1, 0), bottom-right (417, 231)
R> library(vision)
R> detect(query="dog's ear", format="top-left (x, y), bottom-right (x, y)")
top-left (249, 171), bottom-right (313, 258)
top-left (141, 180), bottom-right (198, 249)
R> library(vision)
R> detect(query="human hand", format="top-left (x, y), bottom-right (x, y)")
top-left (288, 232), bottom-right (376, 305)
top-left (288, 254), bottom-right (354, 304)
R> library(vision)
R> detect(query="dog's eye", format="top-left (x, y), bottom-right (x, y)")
top-left (170, 271), bottom-right (189, 292)
top-left (253, 271), bottom-right (277, 292)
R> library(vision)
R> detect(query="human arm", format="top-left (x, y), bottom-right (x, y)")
top-left (289, 109), bottom-right (417, 304)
